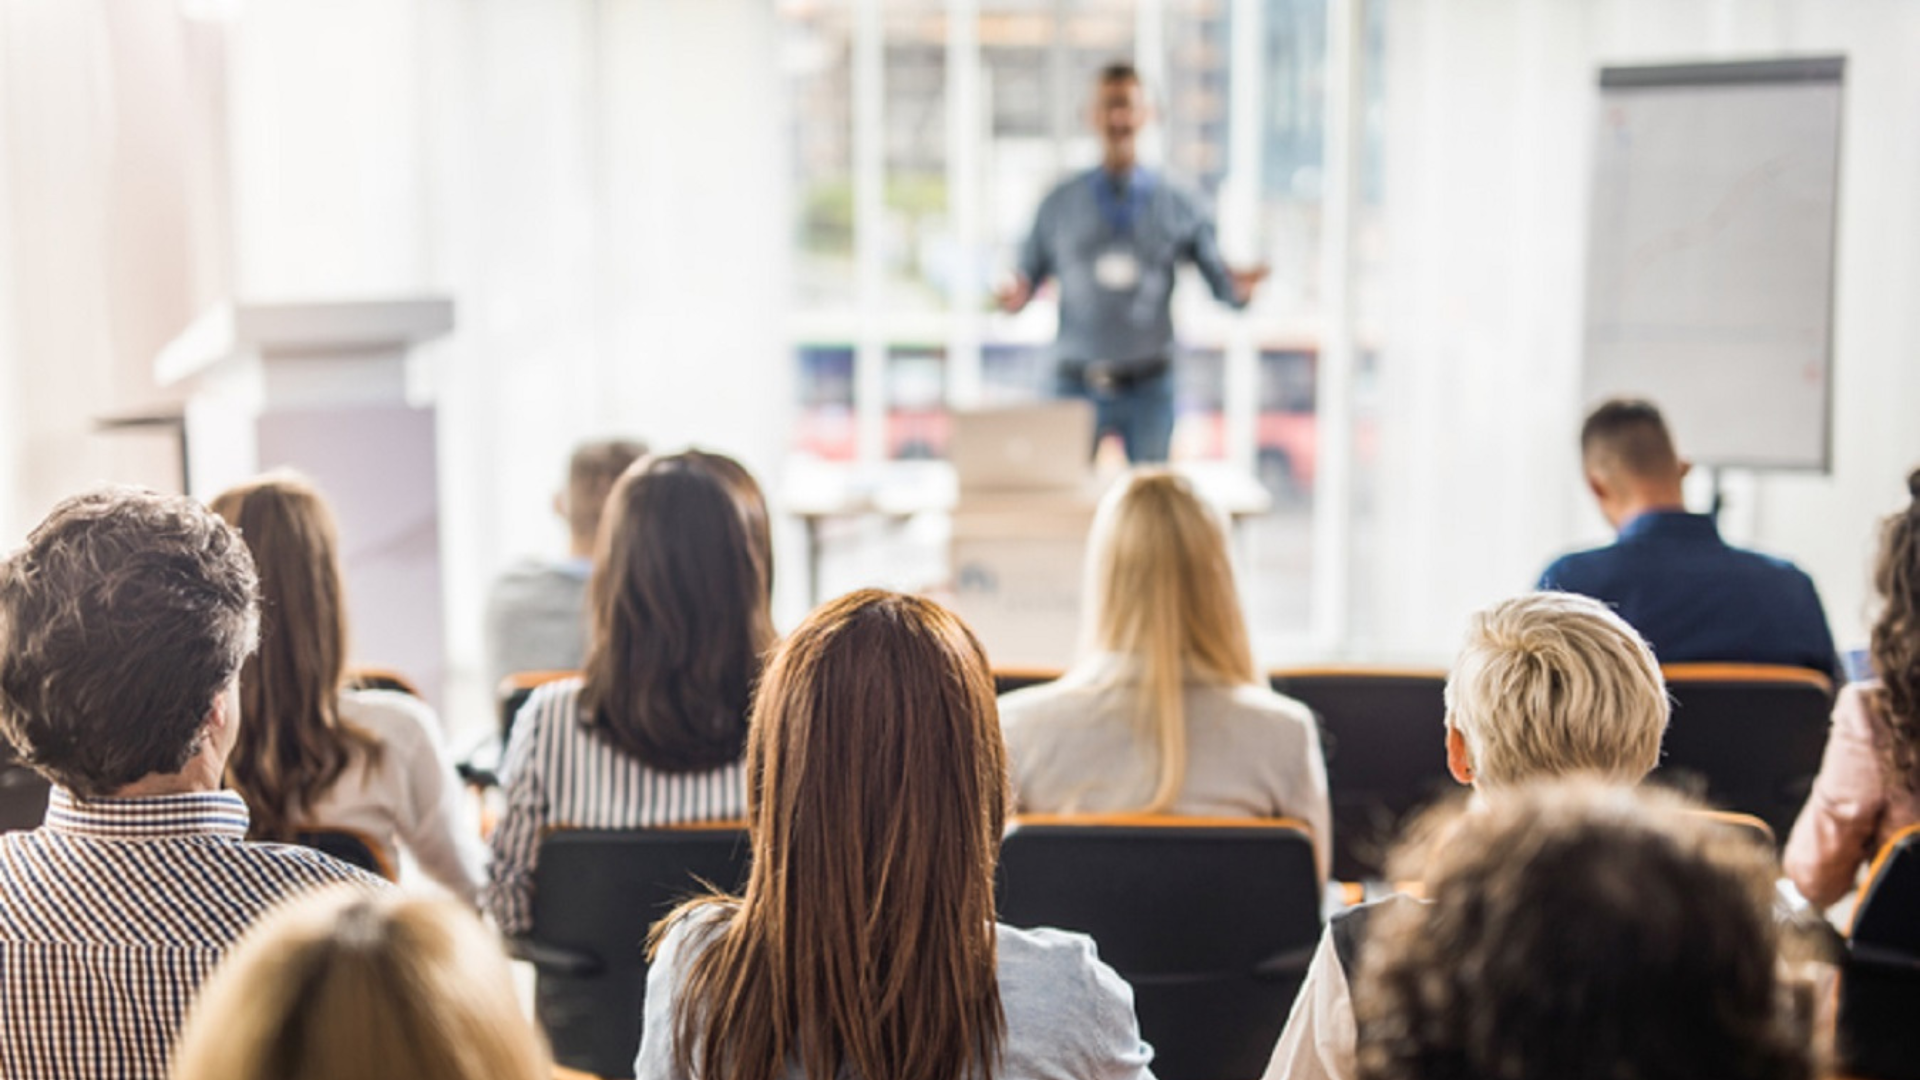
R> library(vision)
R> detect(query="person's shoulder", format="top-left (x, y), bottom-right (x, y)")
top-left (1538, 544), bottom-right (1617, 590)
top-left (235, 837), bottom-right (393, 892)
top-left (338, 688), bottom-right (440, 746)
top-left (1222, 681), bottom-right (1317, 726)
top-left (1720, 540), bottom-right (1820, 585)
top-left (998, 677), bottom-right (1083, 723)
top-left (996, 921), bottom-right (1110, 983)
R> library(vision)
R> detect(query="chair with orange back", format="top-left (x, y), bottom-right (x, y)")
top-left (1267, 667), bottom-right (1453, 882)
top-left (1840, 824), bottom-right (1920, 1080)
top-left (996, 815), bottom-right (1322, 1080)
top-left (1654, 664), bottom-right (1834, 843)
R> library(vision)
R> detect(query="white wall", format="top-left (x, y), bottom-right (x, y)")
top-left (1362, 0), bottom-right (1920, 658)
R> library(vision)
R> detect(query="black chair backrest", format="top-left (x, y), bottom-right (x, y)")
top-left (345, 667), bottom-right (423, 698)
top-left (1653, 664), bottom-right (1833, 844)
top-left (293, 828), bottom-right (395, 880)
top-left (0, 763), bottom-right (50, 833)
top-left (993, 667), bottom-right (1063, 697)
top-left (497, 670), bottom-right (576, 743)
top-left (1268, 668), bottom-right (1453, 882)
top-left (997, 816), bottom-right (1322, 1080)
top-left (523, 826), bottom-right (752, 1079)
top-left (1841, 825), bottom-right (1920, 1080)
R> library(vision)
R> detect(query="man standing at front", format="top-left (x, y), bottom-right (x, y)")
top-left (0, 487), bottom-right (382, 1079)
top-left (998, 61), bottom-right (1268, 463)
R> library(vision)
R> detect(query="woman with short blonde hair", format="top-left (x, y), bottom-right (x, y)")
top-left (170, 888), bottom-right (549, 1080)
top-left (998, 469), bottom-right (1330, 876)
top-left (1443, 591), bottom-right (1669, 789)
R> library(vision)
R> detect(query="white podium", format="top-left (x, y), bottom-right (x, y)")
top-left (155, 298), bottom-right (455, 707)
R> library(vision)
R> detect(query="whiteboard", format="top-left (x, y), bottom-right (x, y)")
top-left (1582, 57), bottom-right (1843, 471)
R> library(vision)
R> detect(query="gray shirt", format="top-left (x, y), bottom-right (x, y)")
top-left (1017, 167), bottom-right (1244, 368)
top-left (999, 658), bottom-right (1332, 882)
top-left (636, 909), bottom-right (1156, 1080)
top-left (482, 556), bottom-right (591, 690)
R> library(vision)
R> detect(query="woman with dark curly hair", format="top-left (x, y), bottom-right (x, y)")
top-left (1354, 782), bottom-right (1814, 1080)
top-left (1785, 467), bottom-right (1920, 908)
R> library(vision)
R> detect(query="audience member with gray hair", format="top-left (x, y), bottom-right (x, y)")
top-left (0, 487), bottom-right (383, 1080)
top-left (1260, 591), bottom-right (1671, 1080)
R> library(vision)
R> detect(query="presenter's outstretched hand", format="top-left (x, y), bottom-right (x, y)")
top-left (1229, 264), bottom-right (1271, 305)
top-left (995, 273), bottom-right (1034, 314)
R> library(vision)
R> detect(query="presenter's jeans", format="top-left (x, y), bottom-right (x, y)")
top-left (1055, 365), bottom-right (1174, 464)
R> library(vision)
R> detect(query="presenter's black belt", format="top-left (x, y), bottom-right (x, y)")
top-left (1064, 358), bottom-right (1170, 391)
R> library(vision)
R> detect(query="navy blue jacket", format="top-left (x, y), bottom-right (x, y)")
top-left (1538, 510), bottom-right (1841, 684)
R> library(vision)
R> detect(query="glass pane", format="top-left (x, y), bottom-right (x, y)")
top-left (1171, 347), bottom-right (1229, 462)
top-left (883, 5), bottom-right (952, 310)
top-left (782, 3), bottom-right (856, 307)
top-left (794, 344), bottom-right (856, 461)
top-left (1248, 346), bottom-right (1317, 637)
top-left (888, 344), bottom-right (949, 459)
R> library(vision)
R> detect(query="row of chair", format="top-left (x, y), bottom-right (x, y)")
top-left (515, 814), bottom-right (1919, 1080)
top-left (517, 816), bottom-right (1321, 1080)
top-left (946, 662), bottom-right (1833, 880)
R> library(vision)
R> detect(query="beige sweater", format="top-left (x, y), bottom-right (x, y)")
top-left (998, 657), bottom-right (1332, 882)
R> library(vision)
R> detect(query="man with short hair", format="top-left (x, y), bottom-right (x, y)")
top-left (483, 436), bottom-right (647, 691)
top-left (1539, 397), bottom-right (1841, 683)
top-left (998, 61), bottom-right (1267, 463)
top-left (0, 487), bottom-right (382, 1079)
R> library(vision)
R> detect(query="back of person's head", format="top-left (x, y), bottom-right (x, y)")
top-left (169, 887), bottom-right (549, 1080)
top-left (683, 447), bottom-right (774, 595)
top-left (1445, 592), bottom-right (1667, 788)
top-left (0, 487), bottom-right (258, 797)
top-left (1870, 466), bottom-right (1920, 793)
top-left (662, 589), bottom-right (1006, 1080)
top-left (580, 450), bottom-right (773, 772)
top-left (1082, 468), bottom-right (1258, 811)
top-left (210, 473), bottom-right (376, 840)
top-left (564, 437), bottom-right (648, 545)
top-left (1354, 781), bottom-right (1812, 1080)
top-left (1580, 397), bottom-right (1682, 482)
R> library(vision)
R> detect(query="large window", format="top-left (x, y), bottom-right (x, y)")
top-left (779, 0), bottom-right (1383, 654)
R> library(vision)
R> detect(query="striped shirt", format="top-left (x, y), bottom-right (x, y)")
top-left (484, 678), bottom-right (747, 935)
top-left (0, 787), bottom-right (384, 1080)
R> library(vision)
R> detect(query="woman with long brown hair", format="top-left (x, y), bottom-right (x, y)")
top-left (1785, 467), bottom-right (1920, 907)
top-left (635, 588), bottom-right (1152, 1080)
top-left (997, 469), bottom-right (1330, 878)
top-left (211, 473), bottom-right (484, 897)
top-left (485, 450), bottom-right (774, 934)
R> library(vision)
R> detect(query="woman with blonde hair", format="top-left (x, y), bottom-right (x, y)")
top-left (1786, 467), bottom-right (1920, 907)
top-left (486, 449), bottom-right (774, 935)
top-left (998, 469), bottom-right (1330, 876)
top-left (170, 888), bottom-right (550, 1080)
top-left (636, 589), bottom-right (1152, 1080)
top-left (210, 473), bottom-right (484, 897)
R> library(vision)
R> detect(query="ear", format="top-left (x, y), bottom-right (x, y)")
top-left (1584, 470), bottom-right (1608, 503)
top-left (1676, 458), bottom-right (1692, 481)
top-left (551, 492), bottom-right (567, 520)
top-left (1445, 726), bottom-right (1475, 787)
top-left (203, 683), bottom-right (235, 739)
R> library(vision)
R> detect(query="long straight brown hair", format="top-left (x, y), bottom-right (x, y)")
top-left (657, 589), bottom-right (1008, 1080)
top-left (578, 451), bottom-right (774, 772)
top-left (210, 474), bottom-right (379, 841)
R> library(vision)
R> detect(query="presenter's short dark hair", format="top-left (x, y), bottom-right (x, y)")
top-left (1580, 397), bottom-right (1680, 477)
top-left (1353, 781), bottom-right (1812, 1080)
top-left (1097, 60), bottom-right (1142, 87)
top-left (0, 487), bottom-right (260, 796)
